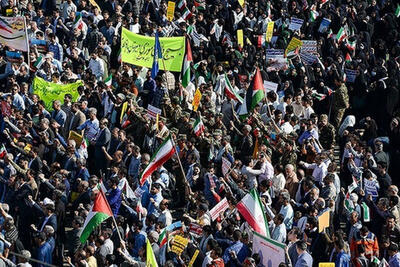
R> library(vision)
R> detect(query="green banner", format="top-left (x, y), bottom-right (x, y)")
top-left (32, 77), bottom-right (83, 110)
top-left (121, 27), bottom-right (185, 72)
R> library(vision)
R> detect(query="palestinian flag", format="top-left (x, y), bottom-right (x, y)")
top-left (326, 87), bottom-right (333, 95)
top-left (344, 192), bottom-right (354, 212)
top-left (194, 0), bottom-right (205, 10)
top-left (104, 74), bottom-right (112, 88)
top-left (336, 27), bottom-right (347, 43)
top-left (346, 39), bottom-right (356, 51)
top-left (182, 7), bottom-right (192, 20)
top-left (79, 191), bottom-right (113, 243)
top-left (248, 67), bottom-right (264, 110)
top-left (139, 135), bottom-right (175, 186)
top-left (193, 117), bottom-right (205, 136)
top-left (74, 12), bottom-right (84, 30)
top-left (310, 10), bottom-right (318, 22)
top-left (396, 5), bottom-right (400, 17)
top-left (237, 188), bottom-right (270, 238)
top-left (97, 179), bottom-right (107, 193)
top-left (223, 74), bottom-right (243, 103)
top-left (237, 94), bottom-right (248, 120)
top-left (182, 38), bottom-right (192, 88)
top-left (177, 0), bottom-right (186, 10)
top-left (345, 53), bottom-right (352, 63)
top-left (146, 239), bottom-right (158, 267)
top-left (0, 145), bottom-right (6, 159)
top-left (33, 56), bottom-right (44, 69)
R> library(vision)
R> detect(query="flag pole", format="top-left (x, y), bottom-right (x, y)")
top-left (170, 134), bottom-right (191, 191)
top-left (99, 188), bottom-right (124, 242)
top-left (23, 16), bottom-right (30, 71)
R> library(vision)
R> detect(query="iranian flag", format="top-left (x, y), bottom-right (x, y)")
top-left (78, 137), bottom-right (89, 159)
top-left (74, 12), bottom-right (84, 30)
top-left (310, 10), bottom-right (318, 22)
top-left (139, 135), bottom-right (176, 185)
top-left (104, 74), bottom-right (112, 88)
top-left (79, 191), bottom-right (113, 243)
top-left (237, 188), bottom-right (270, 238)
top-left (177, 0), bottom-right (186, 10)
top-left (182, 38), bottom-right (192, 88)
top-left (336, 27), bottom-right (347, 43)
top-left (249, 67), bottom-right (265, 110)
top-left (193, 117), bottom-right (205, 136)
top-left (346, 39), bottom-right (356, 51)
top-left (0, 145), bottom-right (6, 158)
top-left (182, 7), bottom-right (192, 20)
top-left (158, 221), bottom-right (182, 247)
top-left (224, 73), bottom-right (244, 103)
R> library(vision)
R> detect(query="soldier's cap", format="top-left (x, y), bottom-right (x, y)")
top-left (163, 95), bottom-right (170, 100)
top-left (189, 118), bottom-right (196, 124)
top-left (207, 109), bottom-right (215, 115)
top-left (182, 111), bottom-right (191, 118)
top-left (216, 113), bottom-right (223, 118)
top-left (178, 134), bottom-right (187, 140)
top-left (117, 93), bottom-right (126, 101)
top-left (213, 129), bottom-right (222, 136)
top-left (170, 127), bottom-right (179, 134)
top-left (159, 117), bottom-right (166, 123)
top-left (136, 107), bottom-right (144, 112)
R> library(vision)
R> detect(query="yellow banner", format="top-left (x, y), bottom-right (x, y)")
top-left (68, 131), bottom-right (83, 146)
top-left (266, 22), bottom-right (274, 42)
top-left (89, 0), bottom-right (101, 11)
top-left (171, 235), bottom-right (189, 256)
top-left (192, 88), bottom-right (202, 111)
top-left (318, 210), bottom-right (330, 232)
top-left (188, 250), bottom-right (200, 267)
top-left (238, 0), bottom-right (245, 7)
top-left (237, 29), bottom-right (244, 48)
top-left (319, 263), bottom-right (335, 267)
top-left (285, 37), bottom-right (303, 56)
top-left (121, 27), bottom-right (185, 72)
top-left (167, 1), bottom-right (175, 21)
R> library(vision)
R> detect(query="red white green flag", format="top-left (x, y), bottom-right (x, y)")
top-left (104, 74), bottom-right (112, 88)
top-left (74, 12), bottom-right (84, 30)
top-left (0, 145), bottom-right (6, 158)
top-left (237, 188), bottom-right (270, 238)
top-left (182, 38), bottom-right (192, 88)
top-left (224, 73), bottom-right (244, 103)
top-left (336, 27), bottom-right (347, 43)
top-left (346, 39), bottom-right (356, 51)
top-left (193, 117), bottom-right (205, 136)
top-left (139, 135), bottom-right (176, 185)
top-left (182, 7), bottom-right (192, 20)
top-left (345, 53), bottom-right (352, 63)
top-left (177, 0), bottom-right (186, 10)
top-left (79, 191), bottom-right (113, 243)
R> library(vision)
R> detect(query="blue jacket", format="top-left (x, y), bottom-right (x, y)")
top-left (107, 188), bottom-right (122, 216)
top-left (295, 251), bottom-right (313, 267)
top-left (35, 241), bottom-right (52, 267)
top-left (335, 251), bottom-right (351, 267)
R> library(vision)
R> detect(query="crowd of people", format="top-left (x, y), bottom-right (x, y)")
top-left (0, 0), bottom-right (400, 266)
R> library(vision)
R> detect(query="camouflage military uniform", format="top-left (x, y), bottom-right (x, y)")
top-left (333, 83), bottom-right (349, 127)
top-left (171, 105), bottom-right (182, 125)
top-left (319, 123), bottom-right (336, 149)
top-left (281, 150), bottom-right (298, 171)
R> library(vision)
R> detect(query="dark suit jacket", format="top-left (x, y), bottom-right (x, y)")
top-left (95, 127), bottom-right (111, 159)
top-left (68, 110), bottom-right (86, 133)
top-left (29, 157), bottom-right (43, 174)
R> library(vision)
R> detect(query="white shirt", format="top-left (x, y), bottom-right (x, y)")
top-left (202, 251), bottom-right (212, 267)
top-left (303, 162), bottom-right (328, 184)
top-left (281, 121), bottom-right (294, 134)
top-left (88, 57), bottom-right (105, 80)
top-left (270, 222), bottom-right (287, 243)
top-left (60, 1), bottom-right (77, 19)
top-left (158, 209), bottom-right (172, 227)
top-left (272, 173), bottom-right (286, 196)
